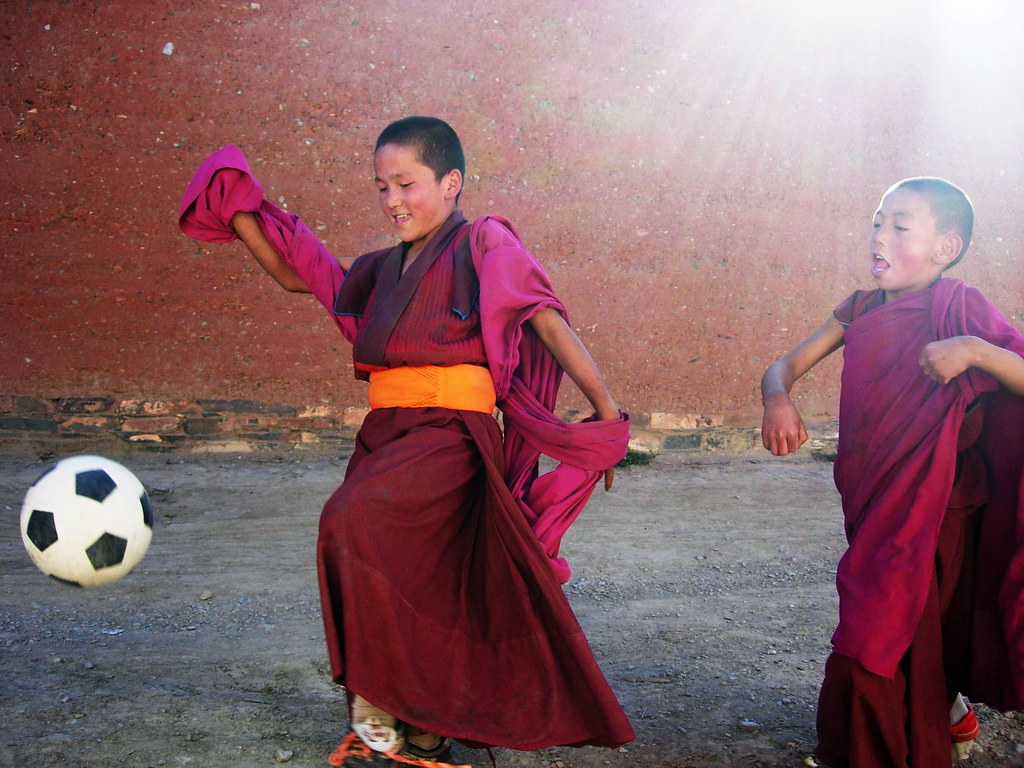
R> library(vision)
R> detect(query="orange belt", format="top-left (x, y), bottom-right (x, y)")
top-left (367, 364), bottom-right (496, 414)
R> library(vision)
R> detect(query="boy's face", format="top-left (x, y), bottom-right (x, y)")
top-left (869, 187), bottom-right (960, 298)
top-left (374, 142), bottom-right (461, 255)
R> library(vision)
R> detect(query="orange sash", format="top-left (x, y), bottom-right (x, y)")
top-left (368, 365), bottom-right (496, 414)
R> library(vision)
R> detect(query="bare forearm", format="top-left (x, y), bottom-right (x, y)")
top-left (966, 337), bottom-right (1024, 395)
top-left (560, 342), bottom-right (620, 421)
top-left (759, 317), bottom-right (845, 456)
top-left (230, 212), bottom-right (309, 293)
top-left (529, 308), bottom-right (619, 420)
top-left (760, 359), bottom-right (795, 402)
top-left (571, 362), bottom-right (620, 421)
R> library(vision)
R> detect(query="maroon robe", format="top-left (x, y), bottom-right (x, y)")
top-left (179, 145), bottom-right (635, 750)
top-left (816, 279), bottom-right (1024, 766)
top-left (319, 216), bottom-right (632, 748)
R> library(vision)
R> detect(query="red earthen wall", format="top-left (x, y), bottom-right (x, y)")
top-left (3, 1), bottom-right (1023, 442)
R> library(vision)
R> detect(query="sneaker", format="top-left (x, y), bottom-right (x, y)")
top-left (950, 703), bottom-right (980, 742)
top-left (950, 701), bottom-right (979, 762)
top-left (402, 733), bottom-right (453, 763)
top-left (328, 732), bottom-right (469, 768)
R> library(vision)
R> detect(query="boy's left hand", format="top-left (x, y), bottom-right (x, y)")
top-left (919, 336), bottom-right (976, 385)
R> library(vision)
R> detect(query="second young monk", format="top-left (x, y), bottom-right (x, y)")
top-left (761, 178), bottom-right (1024, 767)
top-left (179, 117), bottom-right (634, 766)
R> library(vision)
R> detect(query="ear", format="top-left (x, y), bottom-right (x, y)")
top-left (934, 233), bottom-right (962, 266)
top-left (442, 169), bottom-right (463, 201)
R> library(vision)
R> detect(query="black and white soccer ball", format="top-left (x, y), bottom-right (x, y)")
top-left (20, 455), bottom-right (153, 588)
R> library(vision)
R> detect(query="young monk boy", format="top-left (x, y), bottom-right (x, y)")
top-left (760, 177), bottom-right (1024, 767)
top-left (178, 117), bottom-right (634, 766)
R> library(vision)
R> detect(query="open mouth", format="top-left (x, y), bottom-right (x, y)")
top-left (871, 253), bottom-right (889, 276)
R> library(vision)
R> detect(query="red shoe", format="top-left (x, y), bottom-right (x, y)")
top-left (950, 704), bottom-right (980, 742)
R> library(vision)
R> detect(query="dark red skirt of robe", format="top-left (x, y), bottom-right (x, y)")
top-left (316, 405), bottom-right (634, 750)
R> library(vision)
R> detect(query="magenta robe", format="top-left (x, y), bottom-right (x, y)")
top-left (179, 146), bottom-right (634, 749)
top-left (831, 279), bottom-right (1024, 710)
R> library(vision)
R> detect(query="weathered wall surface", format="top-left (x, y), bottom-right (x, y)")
top-left (3, 1), bottom-right (1023, 449)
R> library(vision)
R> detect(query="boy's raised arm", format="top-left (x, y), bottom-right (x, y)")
top-left (761, 316), bottom-right (846, 456)
top-left (231, 211), bottom-right (310, 293)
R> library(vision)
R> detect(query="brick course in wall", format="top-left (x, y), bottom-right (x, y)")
top-left (0, 395), bottom-right (838, 459)
top-left (0, 395), bottom-right (364, 454)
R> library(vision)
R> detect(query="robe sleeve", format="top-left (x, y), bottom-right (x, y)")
top-left (833, 289), bottom-right (883, 326)
top-left (178, 145), bottom-right (359, 344)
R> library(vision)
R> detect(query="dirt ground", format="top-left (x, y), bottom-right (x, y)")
top-left (3, 447), bottom-right (1024, 768)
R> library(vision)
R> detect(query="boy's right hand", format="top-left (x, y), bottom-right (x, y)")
top-left (760, 393), bottom-right (808, 456)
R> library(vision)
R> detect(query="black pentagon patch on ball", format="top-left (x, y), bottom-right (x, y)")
top-left (140, 491), bottom-right (153, 528)
top-left (76, 469), bottom-right (118, 503)
top-left (86, 532), bottom-right (128, 569)
top-left (26, 509), bottom-right (59, 552)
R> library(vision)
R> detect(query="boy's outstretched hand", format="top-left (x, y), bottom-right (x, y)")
top-left (759, 316), bottom-right (846, 457)
top-left (761, 393), bottom-right (808, 456)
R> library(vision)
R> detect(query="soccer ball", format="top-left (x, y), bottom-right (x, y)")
top-left (20, 455), bottom-right (153, 588)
